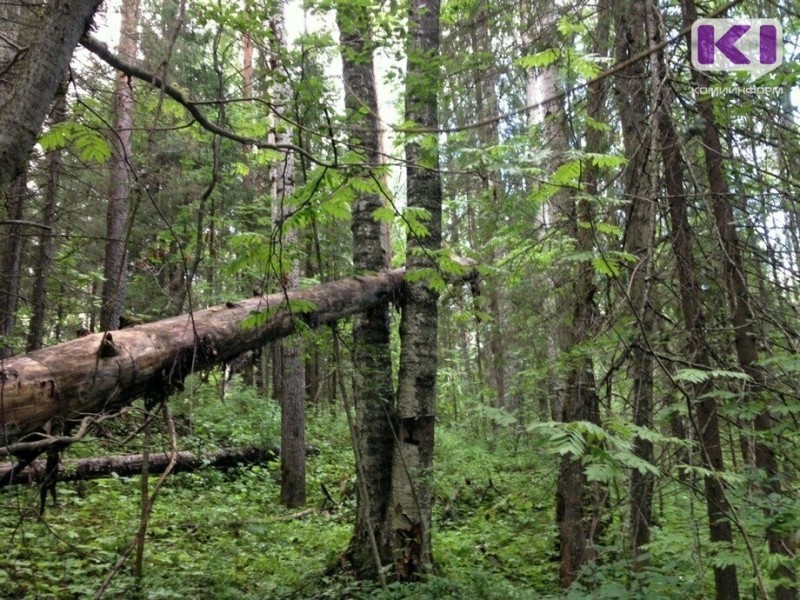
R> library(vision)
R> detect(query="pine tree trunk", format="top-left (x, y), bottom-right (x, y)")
top-left (336, 0), bottom-right (396, 577)
top-left (100, 0), bottom-right (140, 331)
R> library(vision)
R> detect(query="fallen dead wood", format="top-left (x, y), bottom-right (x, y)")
top-left (0, 445), bottom-right (301, 487)
top-left (0, 270), bottom-right (410, 447)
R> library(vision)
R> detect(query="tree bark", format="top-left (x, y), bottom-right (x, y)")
top-left (388, 0), bottom-right (442, 579)
top-left (100, 0), bottom-right (140, 331)
top-left (269, 2), bottom-right (306, 509)
top-left (0, 171), bottom-right (27, 358)
top-left (0, 269), bottom-right (423, 446)
top-left (0, 445), bottom-right (287, 487)
top-left (0, 0), bottom-right (103, 190)
top-left (336, 0), bottom-right (396, 577)
top-left (613, 0), bottom-right (656, 566)
top-left (680, 1), bottom-right (795, 597)
top-left (27, 77), bottom-right (70, 352)
top-left (652, 3), bottom-right (739, 597)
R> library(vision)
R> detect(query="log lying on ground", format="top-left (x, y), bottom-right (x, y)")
top-left (0, 445), bottom-right (289, 487)
top-left (0, 269), bottom-right (413, 446)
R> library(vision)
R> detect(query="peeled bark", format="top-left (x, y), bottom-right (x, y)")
top-left (0, 446), bottom-right (283, 487)
top-left (336, 0), bottom-right (396, 577)
top-left (0, 269), bottom-right (409, 446)
top-left (0, 0), bottom-right (103, 189)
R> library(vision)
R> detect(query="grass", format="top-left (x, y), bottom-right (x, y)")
top-left (0, 379), bottom-right (719, 599)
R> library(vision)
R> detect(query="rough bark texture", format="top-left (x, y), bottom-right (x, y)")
top-left (388, 0), bottom-right (442, 580)
top-left (100, 0), bottom-right (140, 331)
top-left (27, 77), bottom-right (70, 352)
top-left (269, 3), bottom-right (306, 509)
top-left (653, 8), bottom-right (740, 597)
top-left (535, 3), bottom-right (608, 586)
top-left (0, 172), bottom-right (27, 358)
top-left (681, 1), bottom-right (795, 597)
top-left (0, 446), bottom-right (284, 487)
top-left (614, 0), bottom-right (656, 565)
top-left (336, 1), bottom-right (396, 577)
top-left (0, 0), bottom-right (103, 189)
top-left (0, 269), bottom-right (409, 445)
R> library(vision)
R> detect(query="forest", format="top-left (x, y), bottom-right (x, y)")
top-left (0, 0), bottom-right (798, 597)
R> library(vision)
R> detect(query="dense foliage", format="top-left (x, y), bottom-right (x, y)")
top-left (1, 0), bottom-right (798, 597)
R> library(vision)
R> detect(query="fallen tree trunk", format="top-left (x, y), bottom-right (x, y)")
top-left (0, 269), bottom-right (409, 446)
top-left (0, 445), bottom-right (286, 486)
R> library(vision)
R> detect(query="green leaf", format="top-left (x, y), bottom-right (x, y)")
top-left (518, 48), bottom-right (560, 69)
top-left (592, 256), bottom-right (620, 277)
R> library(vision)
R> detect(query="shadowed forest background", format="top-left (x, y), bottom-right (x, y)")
top-left (0, 0), bottom-right (799, 597)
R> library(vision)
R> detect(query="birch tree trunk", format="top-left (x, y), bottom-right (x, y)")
top-left (388, 0), bottom-right (442, 579)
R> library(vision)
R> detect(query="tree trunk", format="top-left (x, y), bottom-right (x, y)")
top-left (0, 0), bottom-right (103, 189)
top-left (0, 171), bottom-right (27, 358)
top-left (388, 0), bottom-right (442, 579)
top-left (652, 3), bottom-right (739, 596)
top-left (27, 77), bottom-right (70, 352)
top-left (1, 446), bottom-right (288, 487)
top-left (613, 0), bottom-right (656, 566)
top-left (527, 2), bottom-right (609, 585)
top-left (269, 2), bottom-right (306, 509)
top-left (680, 1), bottom-right (795, 597)
top-left (100, 0), bottom-right (140, 331)
top-left (0, 268), bottom-right (438, 446)
top-left (336, 0), bottom-right (396, 577)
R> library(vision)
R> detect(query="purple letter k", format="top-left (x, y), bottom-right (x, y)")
top-left (697, 24), bottom-right (751, 64)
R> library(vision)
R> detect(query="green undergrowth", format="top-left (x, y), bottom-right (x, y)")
top-left (1, 380), bottom-right (716, 598)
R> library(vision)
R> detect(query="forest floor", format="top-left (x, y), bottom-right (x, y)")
top-left (1, 379), bottom-right (718, 599)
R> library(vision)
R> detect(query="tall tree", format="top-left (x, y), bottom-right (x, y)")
top-left (26, 76), bottom-right (70, 352)
top-left (613, 0), bottom-right (656, 565)
top-left (336, 0), bottom-right (395, 576)
top-left (100, 0), bottom-right (141, 331)
top-left (0, 172), bottom-right (27, 358)
top-left (388, 0), bottom-right (442, 579)
top-left (269, 2), bottom-right (306, 509)
top-left (681, 1), bottom-right (796, 597)
top-left (0, 0), bottom-right (103, 189)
